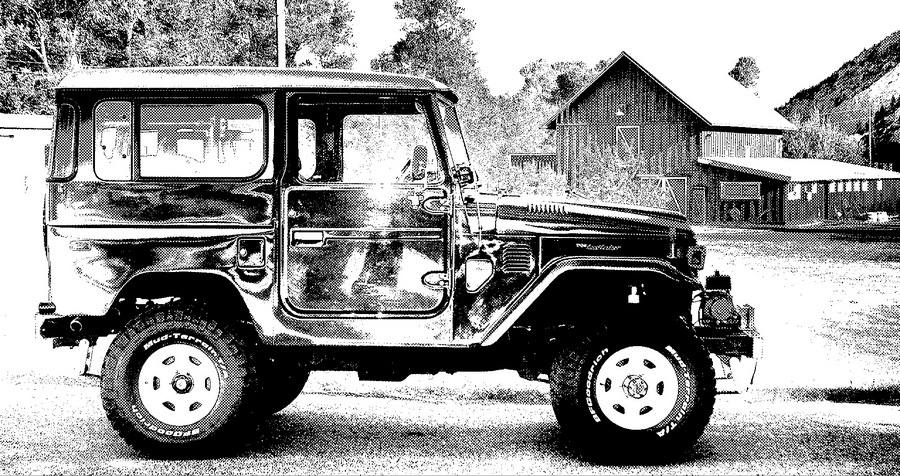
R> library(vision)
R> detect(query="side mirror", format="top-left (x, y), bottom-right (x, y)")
top-left (411, 145), bottom-right (427, 181)
top-left (453, 166), bottom-right (475, 187)
top-left (464, 256), bottom-right (494, 293)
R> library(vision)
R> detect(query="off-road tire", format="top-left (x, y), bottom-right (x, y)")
top-left (256, 357), bottom-right (310, 416)
top-left (550, 322), bottom-right (714, 463)
top-left (100, 302), bottom-right (257, 457)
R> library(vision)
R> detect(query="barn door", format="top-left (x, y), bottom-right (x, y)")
top-left (616, 126), bottom-right (640, 160)
top-left (664, 177), bottom-right (688, 215)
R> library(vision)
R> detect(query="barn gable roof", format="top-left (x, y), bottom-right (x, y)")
top-left (545, 51), bottom-right (797, 132)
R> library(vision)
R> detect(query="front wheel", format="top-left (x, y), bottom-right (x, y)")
top-left (550, 323), bottom-right (714, 463)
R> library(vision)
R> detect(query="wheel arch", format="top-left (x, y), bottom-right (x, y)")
top-left (514, 266), bottom-right (697, 330)
top-left (109, 270), bottom-right (254, 329)
top-left (484, 259), bottom-right (701, 375)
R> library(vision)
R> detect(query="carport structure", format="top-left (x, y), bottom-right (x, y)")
top-left (698, 156), bottom-right (900, 224)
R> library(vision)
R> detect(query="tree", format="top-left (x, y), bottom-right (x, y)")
top-left (287, 0), bottom-right (355, 68)
top-left (0, 0), bottom-right (357, 114)
top-left (0, 0), bottom-right (86, 113)
top-left (370, 0), bottom-right (481, 91)
top-left (517, 58), bottom-right (606, 108)
top-left (728, 56), bottom-right (760, 91)
top-left (371, 0), bottom-right (500, 181)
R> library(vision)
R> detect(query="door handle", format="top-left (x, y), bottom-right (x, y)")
top-left (421, 196), bottom-right (451, 215)
top-left (291, 230), bottom-right (326, 247)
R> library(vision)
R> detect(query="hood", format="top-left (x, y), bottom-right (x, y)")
top-left (468, 193), bottom-right (692, 236)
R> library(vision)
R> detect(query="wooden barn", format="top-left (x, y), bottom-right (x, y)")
top-left (543, 51), bottom-right (900, 224)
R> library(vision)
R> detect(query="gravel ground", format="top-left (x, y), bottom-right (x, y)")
top-left (696, 228), bottom-right (900, 390)
top-left (2, 367), bottom-right (899, 474)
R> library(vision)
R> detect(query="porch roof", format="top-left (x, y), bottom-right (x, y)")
top-left (698, 156), bottom-right (900, 182)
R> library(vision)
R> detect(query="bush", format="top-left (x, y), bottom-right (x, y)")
top-left (481, 146), bottom-right (671, 211)
top-left (783, 115), bottom-right (866, 164)
top-left (492, 161), bottom-right (567, 197)
top-left (571, 145), bottom-right (671, 209)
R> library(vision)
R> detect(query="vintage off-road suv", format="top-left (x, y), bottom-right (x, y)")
top-left (37, 67), bottom-right (759, 461)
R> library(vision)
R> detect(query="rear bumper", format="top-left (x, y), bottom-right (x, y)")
top-left (36, 301), bottom-right (113, 342)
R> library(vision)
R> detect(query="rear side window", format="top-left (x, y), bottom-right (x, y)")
top-left (95, 101), bottom-right (133, 180)
top-left (139, 103), bottom-right (265, 179)
top-left (48, 103), bottom-right (76, 180)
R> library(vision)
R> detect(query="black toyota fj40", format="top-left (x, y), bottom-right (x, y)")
top-left (37, 67), bottom-right (759, 461)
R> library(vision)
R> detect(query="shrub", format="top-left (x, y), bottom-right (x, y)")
top-left (484, 146), bottom-right (671, 211)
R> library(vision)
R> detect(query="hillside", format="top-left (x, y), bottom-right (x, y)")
top-left (778, 30), bottom-right (900, 118)
top-left (777, 30), bottom-right (900, 165)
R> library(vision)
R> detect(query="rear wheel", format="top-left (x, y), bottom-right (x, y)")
top-left (100, 302), bottom-right (257, 457)
top-left (550, 322), bottom-right (714, 463)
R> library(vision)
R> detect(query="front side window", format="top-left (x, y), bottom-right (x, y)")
top-left (139, 103), bottom-right (264, 178)
top-left (341, 105), bottom-right (441, 184)
top-left (437, 102), bottom-right (470, 168)
top-left (49, 103), bottom-right (76, 180)
top-left (95, 101), bottom-right (132, 180)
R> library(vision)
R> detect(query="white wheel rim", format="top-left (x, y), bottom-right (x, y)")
top-left (138, 343), bottom-right (220, 427)
top-left (594, 346), bottom-right (680, 431)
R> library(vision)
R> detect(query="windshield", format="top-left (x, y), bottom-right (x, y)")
top-left (437, 102), bottom-right (470, 169)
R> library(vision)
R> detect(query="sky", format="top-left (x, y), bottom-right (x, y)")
top-left (346, 0), bottom-right (900, 109)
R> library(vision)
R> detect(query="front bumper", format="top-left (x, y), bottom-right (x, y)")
top-left (696, 326), bottom-right (762, 359)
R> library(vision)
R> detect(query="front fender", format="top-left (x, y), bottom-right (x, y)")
top-left (478, 257), bottom-right (700, 346)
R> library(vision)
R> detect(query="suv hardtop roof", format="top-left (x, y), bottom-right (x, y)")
top-left (56, 67), bottom-right (457, 102)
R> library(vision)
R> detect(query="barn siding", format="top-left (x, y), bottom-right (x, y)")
top-left (701, 130), bottom-right (783, 158)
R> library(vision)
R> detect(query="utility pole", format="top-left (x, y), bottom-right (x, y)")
top-left (869, 102), bottom-right (874, 167)
top-left (276, 0), bottom-right (286, 67)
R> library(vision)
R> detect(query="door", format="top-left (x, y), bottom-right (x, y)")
top-left (691, 186), bottom-right (707, 223)
top-left (664, 177), bottom-right (688, 216)
top-left (281, 97), bottom-right (451, 316)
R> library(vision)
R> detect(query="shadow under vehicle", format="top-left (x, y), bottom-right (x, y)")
top-left (36, 67), bottom-right (759, 462)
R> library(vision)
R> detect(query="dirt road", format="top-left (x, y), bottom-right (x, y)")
top-left (2, 368), bottom-right (898, 475)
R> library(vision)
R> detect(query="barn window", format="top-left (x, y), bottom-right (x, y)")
top-left (838, 182), bottom-right (844, 192)
top-left (721, 181), bottom-right (761, 200)
top-left (863, 181), bottom-right (869, 192)
top-left (829, 182), bottom-right (835, 193)
top-left (878, 180), bottom-right (884, 191)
